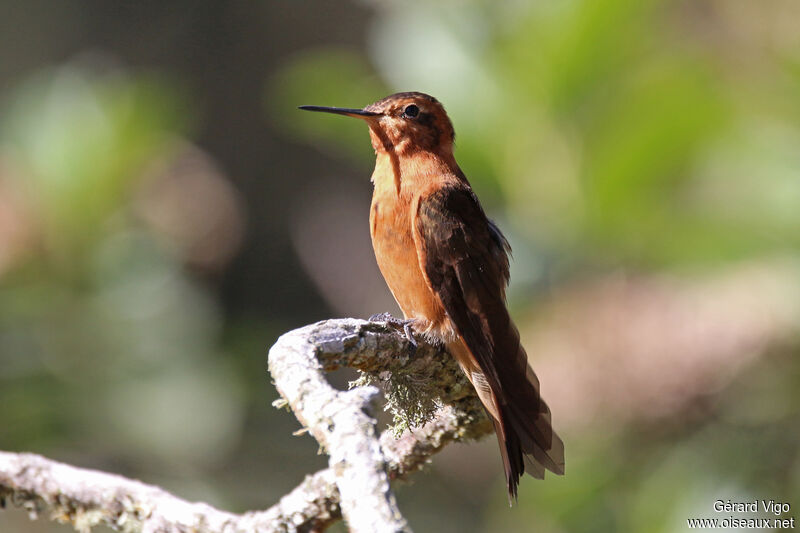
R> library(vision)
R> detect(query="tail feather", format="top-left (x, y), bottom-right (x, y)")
top-left (495, 387), bottom-right (564, 500)
top-left (448, 323), bottom-right (564, 501)
top-left (491, 417), bottom-right (524, 502)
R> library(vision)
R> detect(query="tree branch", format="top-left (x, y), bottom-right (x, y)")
top-left (267, 318), bottom-right (490, 532)
top-left (0, 318), bottom-right (490, 532)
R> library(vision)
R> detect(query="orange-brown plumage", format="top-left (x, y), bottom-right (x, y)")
top-left (300, 92), bottom-right (564, 500)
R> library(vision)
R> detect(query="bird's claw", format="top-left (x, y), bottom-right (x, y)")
top-left (368, 312), bottom-right (394, 322)
top-left (403, 322), bottom-right (418, 356)
top-left (368, 312), bottom-right (418, 355)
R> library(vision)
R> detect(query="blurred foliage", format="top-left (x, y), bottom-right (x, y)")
top-left (2, 67), bottom-right (189, 266)
top-left (0, 64), bottom-right (247, 490)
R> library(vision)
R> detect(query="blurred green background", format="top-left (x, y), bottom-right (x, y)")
top-left (1, 1), bottom-right (799, 532)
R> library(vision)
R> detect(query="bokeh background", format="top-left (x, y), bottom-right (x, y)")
top-left (1, 1), bottom-right (799, 532)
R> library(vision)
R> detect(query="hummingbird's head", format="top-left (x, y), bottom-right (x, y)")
top-left (300, 92), bottom-right (455, 156)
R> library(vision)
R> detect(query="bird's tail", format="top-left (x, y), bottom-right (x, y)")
top-left (448, 332), bottom-right (564, 501)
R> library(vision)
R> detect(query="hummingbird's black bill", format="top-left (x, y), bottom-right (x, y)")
top-left (298, 105), bottom-right (380, 117)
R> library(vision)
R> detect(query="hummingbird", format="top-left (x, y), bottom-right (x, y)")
top-left (300, 92), bottom-right (564, 500)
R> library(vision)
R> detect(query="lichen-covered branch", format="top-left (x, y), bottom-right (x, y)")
top-left (0, 318), bottom-right (489, 532)
top-left (0, 451), bottom-right (245, 533)
top-left (267, 318), bottom-right (490, 533)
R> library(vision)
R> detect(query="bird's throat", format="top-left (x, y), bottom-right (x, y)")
top-left (370, 149), bottom-right (462, 199)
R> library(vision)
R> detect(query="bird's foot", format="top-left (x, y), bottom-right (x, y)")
top-left (368, 312), bottom-right (418, 355)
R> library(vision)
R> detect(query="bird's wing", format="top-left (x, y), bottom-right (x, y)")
top-left (412, 184), bottom-right (512, 388)
top-left (412, 183), bottom-right (564, 497)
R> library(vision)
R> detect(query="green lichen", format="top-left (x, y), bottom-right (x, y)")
top-left (351, 369), bottom-right (444, 437)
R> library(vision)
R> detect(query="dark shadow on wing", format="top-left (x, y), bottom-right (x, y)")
top-left (415, 184), bottom-right (565, 498)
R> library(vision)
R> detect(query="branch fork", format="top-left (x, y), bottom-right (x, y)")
top-left (0, 318), bottom-right (490, 532)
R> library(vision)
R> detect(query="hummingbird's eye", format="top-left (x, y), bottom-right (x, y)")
top-left (402, 104), bottom-right (420, 118)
